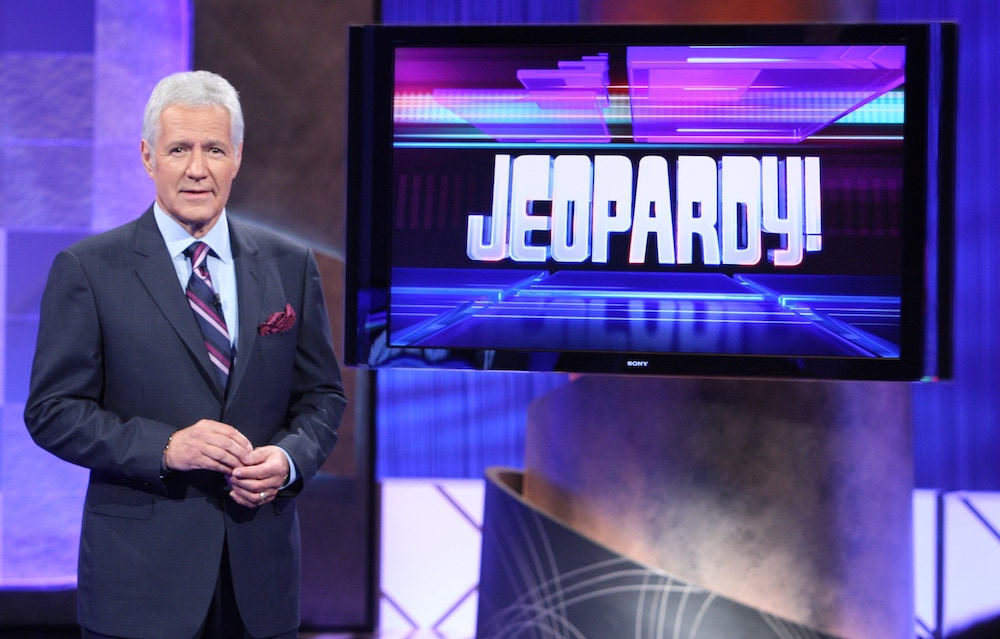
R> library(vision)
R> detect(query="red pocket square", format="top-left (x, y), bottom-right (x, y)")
top-left (258, 303), bottom-right (296, 335)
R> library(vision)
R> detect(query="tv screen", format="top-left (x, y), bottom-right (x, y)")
top-left (345, 22), bottom-right (956, 380)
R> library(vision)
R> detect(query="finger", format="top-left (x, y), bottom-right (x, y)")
top-left (225, 430), bottom-right (254, 454)
top-left (231, 461), bottom-right (275, 482)
top-left (236, 445), bottom-right (274, 467)
top-left (231, 447), bottom-right (284, 480)
top-left (229, 474), bottom-right (279, 494)
top-left (212, 441), bottom-right (254, 470)
top-left (227, 474), bottom-right (266, 492)
top-left (229, 486), bottom-right (268, 508)
top-left (190, 422), bottom-right (253, 470)
top-left (191, 420), bottom-right (251, 446)
top-left (189, 434), bottom-right (245, 471)
top-left (202, 425), bottom-right (253, 455)
top-left (167, 433), bottom-right (248, 474)
top-left (228, 490), bottom-right (256, 508)
top-left (200, 458), bottom-right (239, 475)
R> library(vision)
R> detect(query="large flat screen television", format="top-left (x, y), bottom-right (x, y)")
top-left (345, 22), bottom-right (956, 381)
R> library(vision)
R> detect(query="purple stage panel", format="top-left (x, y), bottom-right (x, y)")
top-left (395, 49), bottom-right (614, 145)
top-left (392, 43), bottom-right (904, 146)
top-left (0, 403), bottom-right (87, 589)
top-left (627, 45), bottom-right (906, 144)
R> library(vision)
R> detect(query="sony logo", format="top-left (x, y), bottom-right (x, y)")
top-left (626, 360), bottom-right (649, 368)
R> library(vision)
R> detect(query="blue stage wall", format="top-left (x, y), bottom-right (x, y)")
top-left (374, 0), bottom-right (1000, 493)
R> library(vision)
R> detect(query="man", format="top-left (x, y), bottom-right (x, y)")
top-left (24, 70), bottom-right (346, 639)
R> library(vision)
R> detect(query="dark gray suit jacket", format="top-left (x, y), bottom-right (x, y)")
top-left (24, 207), bottom-right (347, 638)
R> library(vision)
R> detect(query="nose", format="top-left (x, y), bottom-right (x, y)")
top-left (186, 148), bottom-right (209, 178)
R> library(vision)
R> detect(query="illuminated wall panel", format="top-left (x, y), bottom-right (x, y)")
top-left (0, 0), bottom-right (189, 614)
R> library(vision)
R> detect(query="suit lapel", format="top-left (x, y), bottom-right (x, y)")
top-left (132, 208), bottom-right (226, 400)
top-left (228, 220), bottom-right (263, 407)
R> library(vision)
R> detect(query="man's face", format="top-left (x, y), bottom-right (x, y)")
top-left (141, 104), bottom-right (242, 238)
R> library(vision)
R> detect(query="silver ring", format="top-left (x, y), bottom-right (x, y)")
top-left (259, 492), bottom-right (266, 503)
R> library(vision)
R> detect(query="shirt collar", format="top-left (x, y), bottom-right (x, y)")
top-left (153, 203), bottom-right (233, 265)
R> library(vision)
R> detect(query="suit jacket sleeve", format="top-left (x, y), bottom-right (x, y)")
top-left (266, 248), bottom-right (347, 493)
top-left (24, 248), bottom-right (176, 489)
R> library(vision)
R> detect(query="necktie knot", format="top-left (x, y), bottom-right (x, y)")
top-left (184, 241), bottom-right (213, 271)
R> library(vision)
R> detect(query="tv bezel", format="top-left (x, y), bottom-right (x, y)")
top-left (345, 22), bottom-right (956, 381)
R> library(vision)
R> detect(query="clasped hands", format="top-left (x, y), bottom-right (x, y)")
top-left (162, 419), bottom-right (287, 508)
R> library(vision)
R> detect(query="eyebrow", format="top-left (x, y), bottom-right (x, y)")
top-left (163, 139), bottom-right (232, 150)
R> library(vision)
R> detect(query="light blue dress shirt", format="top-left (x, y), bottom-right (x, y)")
top-left (153, 204), bottom-right (297, 488)
top-left (154, 203), bottom-right (238, 347)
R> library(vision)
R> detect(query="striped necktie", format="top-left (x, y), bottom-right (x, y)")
top-left (184, 241), bottom-right (232, 390)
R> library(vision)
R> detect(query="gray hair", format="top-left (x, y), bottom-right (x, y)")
top-left (142, 70), bottom-right (245, 149)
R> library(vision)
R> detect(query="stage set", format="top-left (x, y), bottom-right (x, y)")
top-left (3, 1), bottom-right (1000, 638)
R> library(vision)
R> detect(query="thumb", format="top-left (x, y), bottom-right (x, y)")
top-left (239, 446), bottom-right (269, 466)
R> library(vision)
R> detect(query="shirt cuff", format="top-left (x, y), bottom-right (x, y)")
top-left (278, 447), bottom-right (298, 489)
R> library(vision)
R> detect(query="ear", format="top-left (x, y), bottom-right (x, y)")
top-left (140, 139), bottom-right (155, 177)
top-left (232, 142), bottom-right (244, 177)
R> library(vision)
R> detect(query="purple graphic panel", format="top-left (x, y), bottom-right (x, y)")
top-left (429, 53), bottom-right (612, 143)
top-left (628, 45), bottom-right (906, 143)
top-left (394, 44), bottom-right (904, 145)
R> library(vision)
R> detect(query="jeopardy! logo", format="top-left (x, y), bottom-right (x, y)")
top-left (467, 153), bottom-right (822, 267)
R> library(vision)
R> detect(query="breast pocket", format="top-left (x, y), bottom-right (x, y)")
top-left (258, 327), bottom-right (297, 351)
